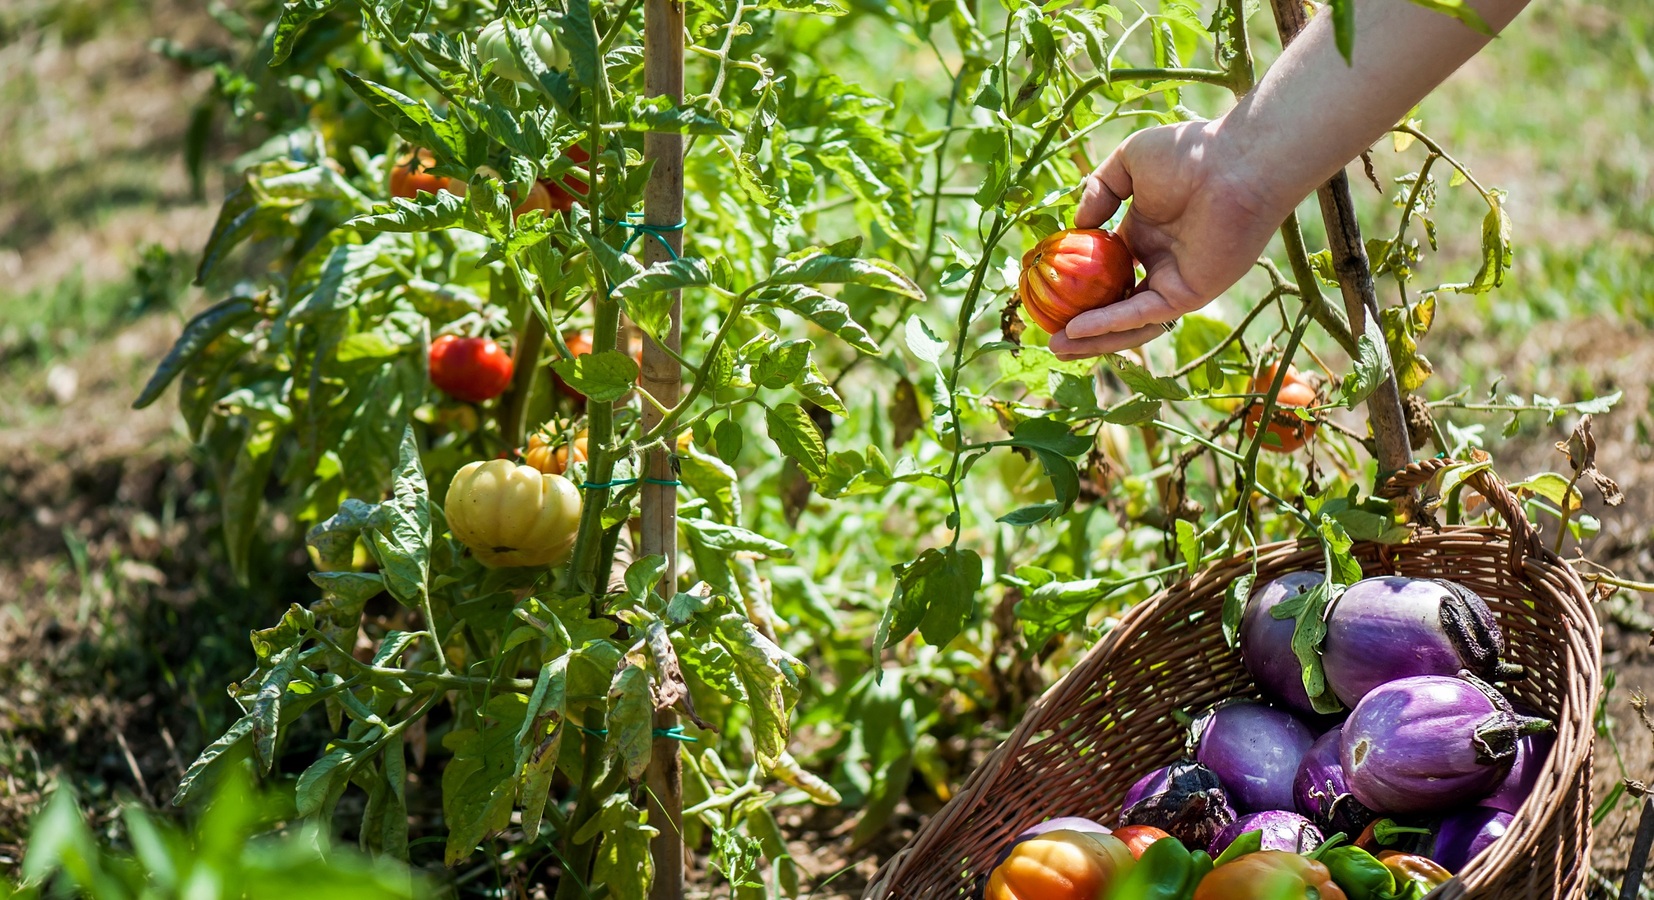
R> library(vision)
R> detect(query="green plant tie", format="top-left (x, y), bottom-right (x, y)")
top-left (573, 724), bottom-right (697, 742)
top-left (605, 213), bottom-right (685, 260)
top-left (579, 477), bottom-right (680, 490)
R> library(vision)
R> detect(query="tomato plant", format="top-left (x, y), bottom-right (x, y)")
top-left (133, 0), bottom-right (1619, 893)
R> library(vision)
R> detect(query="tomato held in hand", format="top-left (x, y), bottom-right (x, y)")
top-left (1243, 363), bottom-right (1319, 453)
top-left (444, 460), bottom-right (581, 568)
top-left (984, 830), bottom-right (1133, 900)
top-left (1192, 851), bottom-right (1348, 900)
top-left (390, 147), bottom-right (450, 199)
top-left (430, 335), bottom-right (514, 403)
top-left (1017, 228), bottom-right (1137, 335)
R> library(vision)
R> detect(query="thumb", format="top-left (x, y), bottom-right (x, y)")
top-left (1075, 143), bottom-right (1134, 229)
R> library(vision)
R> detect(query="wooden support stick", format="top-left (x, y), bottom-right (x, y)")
top-left (640, 0), bottom-right (686, 894)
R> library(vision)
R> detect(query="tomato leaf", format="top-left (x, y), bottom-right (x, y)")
top-left (606, 663), bottom-right (654, 779)
top-left (755, 0), bottom-right (849, 14)
top-left (1222, 570), bottom-right (1256, 650)
top-left (625, 95), bottom-right (735, 134)
top-left (365, 427), bottom-right (431, 608)
top-left (1339, 315), bottom-right (1392, 408)
top-left (680, 518), bottom-right (794, 558)
top-left (769, 248), bottom-right (922, 298)
top-left (133, 297), bottom-right (256, 409)
top-left (223, 419), bottom-right (285, 585)
top-left (337, 70), bottom-right (474, 164)
top-left (551, 350), bottom-right (638, 403)
top-left (1454, 190), bottom-right (1511, 294)
top-left (752, 339), bottom-right (813, 389)
top-left (1109, 354), bottom-right (1188, 400)
top-left (1379, 295), bottom-right (1436, 392)
top-left (270, 0), bottom-right (336, 65)
top-left (441, 696), bottom-right (526, 865)
top-left (586, 794), bottom-right (657, 900)
top-left (759, 285), bottom-right (880, 354)
top-left (765, 402), bottom-right (828, 477)
top-left (877, 547), bottom-right (982, 649)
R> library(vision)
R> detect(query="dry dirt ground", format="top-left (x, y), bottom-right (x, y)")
top-left (2, 4), bottom-right (1652, 900)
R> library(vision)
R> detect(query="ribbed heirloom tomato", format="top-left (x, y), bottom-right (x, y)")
top-left (444, 460), bottom-right (581, 568)
top-left (476, 16), bottom-right (567, 84)
top-left (984, 829), bottom-right (1133, 900)
top-left (1017, 228), bottom-right (1137, 335)
top-left (1243, 363), bottom-right (1319, 453)
top-left (1192, 851), bottom-right (1348, 900)
top-left (429, 335), bottom-right (514, 403)
top-left (390, 148), bottom-right (449, 199)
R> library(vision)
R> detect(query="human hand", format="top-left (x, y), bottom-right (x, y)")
top-left (1049, 119), bottom-right (1288, 360)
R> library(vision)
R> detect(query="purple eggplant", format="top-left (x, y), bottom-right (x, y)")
top-left (1430, 806), bottom-right (1512, 873)
top-left (1117, 760), bottom-right (1236, 851)
top-left (1293, 724), bottom-right (1377, 836)
top-left (1195, 701), bottom-right (1315, 813)
top-left (1341, 674), bottom-right (1551, 815)
top-left (990, 816), bottom-right (1111, 870)
top-left (1240, 571), bottom-right (1325, 715)
top-left (1207, 810), bottom-right (1324, 856)
top-left (1322, 576), bottom-right (1520, 708)
top-left (1483, 730), bottom-right (1554, 814)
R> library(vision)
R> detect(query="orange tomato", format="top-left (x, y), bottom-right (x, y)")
top-left (525, 428), bottom-right (588, 475)
top-left (389, 147), bottom-right (450, 199)
top-left (1243, 363), bottom-right (1319, 453)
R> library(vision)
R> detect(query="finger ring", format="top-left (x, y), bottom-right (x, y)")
top-left (1160, 321), bottom-right (1176, 333)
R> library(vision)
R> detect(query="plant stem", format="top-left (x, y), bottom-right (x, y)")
top-left (570, 71), bottom-right (620, 595)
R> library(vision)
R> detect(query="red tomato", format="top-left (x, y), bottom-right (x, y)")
top-left (429, 335), bottom-right (514, 403)
top-left (1243, 363), bottom-right (1319, 453)
top-left (542, 145), bottom-right (591, 212)
top-left (1111, 824), bottom-right (1172, 859)
top-left (1017, 229), bottom-right (1137, 335)
top-left (390, 148), bottom-right (450, 199)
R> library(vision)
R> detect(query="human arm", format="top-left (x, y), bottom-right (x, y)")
top-left (1049, 0), bottom-right (1532, 360)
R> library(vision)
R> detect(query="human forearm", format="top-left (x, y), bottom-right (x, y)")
top-left (1217, 0), bottom-right (1531, 221)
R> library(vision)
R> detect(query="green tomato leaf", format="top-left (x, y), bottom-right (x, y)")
top-left (877, 547), bottom-right (982, 649)
top-left (1108, 354), bottom-right (1188, 400)
top-left (764, 403), bottom-right (827, 477)
top-left (1339, 315), bottom-right (1392, 408)
top-left (365, 428), bottom-right (431, 608)
top-left (758, 285), bottom-right (880, 354)
top-left (680, 518), bottom-right (795, 558)
top-left (551, 350), bottom-right (638, 403)
top-left (133, 297), bottom-right (257, 410)
top-left (625, 95), bottom-right (736, 133)
top-left (770, 247), bottom-right (922, 298)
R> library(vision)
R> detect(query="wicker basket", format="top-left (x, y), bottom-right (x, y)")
top-left (864, 463), bottom-right (1601, 899)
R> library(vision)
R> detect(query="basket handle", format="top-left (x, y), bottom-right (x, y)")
top-left (1378, 458), bottom-right (1548, 577)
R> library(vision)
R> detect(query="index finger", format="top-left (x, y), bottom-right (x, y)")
top-left (1075, 145), bottom-right (1133, 229)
